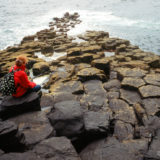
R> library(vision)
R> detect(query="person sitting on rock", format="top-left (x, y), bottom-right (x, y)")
top-left (9, 55), bottom-right (41, 97)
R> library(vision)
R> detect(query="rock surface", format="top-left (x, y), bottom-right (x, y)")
top-left (0, 120), bottom-right (25, 152)
top-left (33, 137), bottom-right (81, 160)
top-left (48, 100), bottom-right (84, 138)
top-left (1, 12), bottom-right (160, 159)
top-left (0, 92), bottom-right (41, 120)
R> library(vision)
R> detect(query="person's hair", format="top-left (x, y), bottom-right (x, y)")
top-left (15, 55), bottom-right (28, 66)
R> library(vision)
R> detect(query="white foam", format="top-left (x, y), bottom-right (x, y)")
top-left (104, 52), bottom-right (115, 57)
top-left (33, 75), bottom-right (49, 86)
top-left (34, 52), bottom-right (67, 62)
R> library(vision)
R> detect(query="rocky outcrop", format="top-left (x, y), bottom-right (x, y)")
top-left (0, 92), bottom-right (41, 120)
top-left (32, 137), bottom-right (81, 160)
top-left (48, 100), bottom-right (84, 139)
top-left (0, 120), bottom-right (25, 152)
top-left (1, 12), bottom-right (160, 159)
top-left (80, 137), bottom-right (148, 160)
top-left (10, 109), bottom-right (54, 148)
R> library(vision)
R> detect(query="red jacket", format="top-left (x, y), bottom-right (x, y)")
top-left (9, 65), bottom-right (36, 97)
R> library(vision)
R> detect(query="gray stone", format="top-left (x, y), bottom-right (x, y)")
top-left (107, 91), bottom-right (120, 99)
top-left (114, 120), bottom-right (134, 141)
top-left (139, 85), bottom-right (160, 98)
top-left (120, 89), bottom-right (141, 105)
top-left (142, 98), bottom-right (160, 116)
top-left (0, 152), bottom-right (43, 160)
top-left (0, 150), bottom-right (4, 156)
top-left (144, 74), bottom-right (160, 86)
top-left (84, 111), bottom-right (110, 134)
top-left (80, 94), bottom-right (108, 112)
top-left (0, 92), bottom-right (41, 120)
top-left (121, 77), bottom-right (145, 89)
top-left (77, 67), bottom-right (107, 82)
top-left (33, 137), bottom-right (80, 160)
top-left (0, 120), bottom-right (25, 152)
top-left (83, 80), bottom-right (106, 95)
top-left (48, 100), bottom-right (84, 138)
top-left (109, 99), bottom-right (136, 124)
top-left (103, 79), bottom-right (121, 91)
top-left (53, 92), bottom-right (77, 104)
top-left (91, 58), bottom-right (110, 74)
top-left (116, 67), bottom-right (147, 79)
top-left (40, 93), bottom-right (54, 107)
top-left (50, 80), bottom-right (84, 94)
top-left (80, 137), bottom-right (148, 160)
top-left (10, 110), bottom-right (54, 147)
top-left (145, 130), bottom-right (160, 159)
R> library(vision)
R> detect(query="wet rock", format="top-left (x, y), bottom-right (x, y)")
top-left (107, 91), bottom-right (120, 99)
top-left (32, 62), bottom-right (50, 76)
top-left (115, 44), bottom-right (127, 54)
top-left (53, 92), bottom-right (77, 104)
top-left (102, 38), bottom-right (130, 50)
top-left (109, 71), bottom-right (118, 79)
top-left (50, 80), bottom-right (84, 94)
top-left (21, 35), bottom-right (35, 44)
top-left (80, 94), bottom-right (109, 112)
top-left (48, 100), bottom-right (84, 138)
top-left (91, 58), bottom-right (110, 74)
top-left (118, 60), bottom-right (149, 70)
top-left (114, 120), bottom-right (134, 141)
top-left (121, 77), bottom-right (145, 89)
top-left (83, 80), bottom-right (106, 95)
top-left (81, 45), bottom-right (102, 53)
top-left (142, 98), bottom-right (160, 116)
top-left (0, 92), bottom-right (41, 120)
top-left (67, 47), bottom-right (82, 56)
top-left (0, 150), bottom-right (4, 156)
top-left (40, 93), bottom-right (54, 107)
top-left (139, 85), bottom-right (160, 98)
top-left (41, 45), bottom-right (53, 54)
top-left (109, 99), bottom-right (136, 124)
top-left (144, 73), bottom-right (160, 86)
top-left (33, 137), bottom-right (81, 160)
top-left (0, 152), bottom-right (42, 160)
top-left (77, 67), bottom-right (107, 82)
top-left (148, 57), bottom-right (160, 68)
top-left (11, 109), bottom-right (54, 148)
top-left (133, 103), bottom-right (146, 124)
top-left (80, 137), bottom-right (148, 160)
top-left (120, 89), bottom-right (141, 105)
top-left (67, 53), bottom-right (93, 64)
top-left (78, 31), bottom-right (109, 41)
top-left (84, 111), bottom-right (110, 135)
top-left (0, 120), bottom-right (25, 152)
top-left (103, 79), bottom-right (121, 91)
top-left (145, 130), bottom-right (160, 160)
top-left (115, 67), bottom-right (147, 80)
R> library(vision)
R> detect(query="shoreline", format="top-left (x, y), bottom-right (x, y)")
top-left (0, 12), bottom-right (160, 159)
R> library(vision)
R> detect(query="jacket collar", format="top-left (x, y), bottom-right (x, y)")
top-left (13, 65), bottom-right (26, 71)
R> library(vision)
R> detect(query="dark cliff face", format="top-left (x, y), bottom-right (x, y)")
top-left (0, 12), bottom-right (160, 160)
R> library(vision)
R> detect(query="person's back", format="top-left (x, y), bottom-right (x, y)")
top-left (9, 55), bottom-right (41, 98)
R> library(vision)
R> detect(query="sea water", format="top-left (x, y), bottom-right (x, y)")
top-left (0, 0), bottom-right (160, 54)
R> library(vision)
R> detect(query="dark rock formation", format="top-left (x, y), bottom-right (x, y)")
top-left (10, 109), bottom-right (54, 148)
top-left (0, 92), bottom-right (41, 120)
top-left (0, 152), bottom-right (43, 160)
top-left (0, 120), bottom-right (25, 152)
top-left (1, 12), bottom-right (160, 159)
top-left (48, 100), bottom-right (84, 139)
top-left (32, 137), bottom-right (81, 160)
top-left (80, 137), bottom-right (148, 160)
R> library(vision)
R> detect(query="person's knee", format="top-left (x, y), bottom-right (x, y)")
top-left (36, 85), bottom-right (41, 91)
